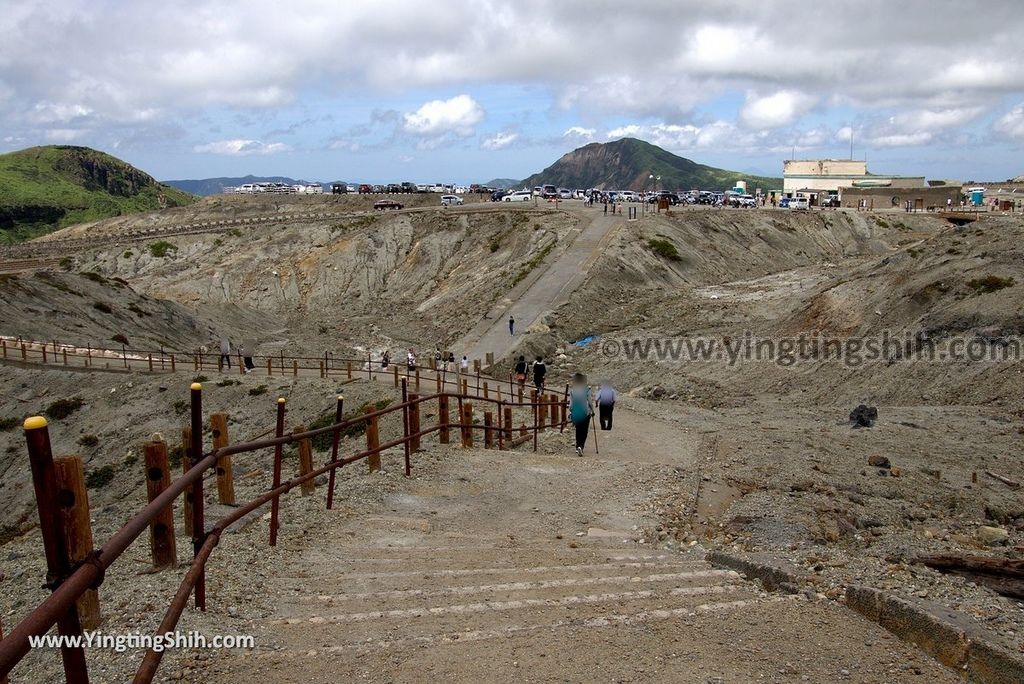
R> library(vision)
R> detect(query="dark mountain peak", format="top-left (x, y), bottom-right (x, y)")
top-left (520, 138), bottom-right (780, 192)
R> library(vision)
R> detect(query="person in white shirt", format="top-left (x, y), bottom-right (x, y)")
top-left (596, 382), bottom-right (617, 431)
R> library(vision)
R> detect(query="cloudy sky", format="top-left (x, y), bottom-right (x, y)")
top-left (2, 0), bottom-right (1023, 183)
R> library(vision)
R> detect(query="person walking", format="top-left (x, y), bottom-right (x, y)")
top-left (219, 336), bottom-right (232, 370)
top-left (568, 373), bottom-right (593, 457)
top-left (381, 349), bottom-right (390, 369)
top-left (406, 348), bottom-right (416, 372)
top-left (508, 315), bottom-right (515, 336)
top-left (603, 199), bottom-right (608, 215)
top-left (240, 341), bottom-right (255, 374)
top-left (532, 356), bottom-right (547, 393)
top-left (513, 355), bottom-right (527, 388)
top-left (596, 382), bottom-right (617, 431)
top-left (460, 355), bottom-right (469, 373)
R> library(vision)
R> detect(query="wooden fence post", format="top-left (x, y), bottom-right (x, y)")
top-left (266, 358), bottom-right (272, 376)
top-left (22, 417), bottom-right (89, 681)
top-left (296, 424), bottom-right (314, 495)
top-left (347, 360), bottom-right (353, 380)
top-left (439, 394), bottom-right (450, 444)
top-left (393, 365), bottom-right (399, 387)
top-left (54, 455), bottom-right (101, 630)
top-left (504, 406), bottom-right (513, 440)
top-left (484, 411), bottom-right (494, 448)
top-left (483, 382), bottom-right (489, 400)
top-left (269, 398), bottom-right (286, 546)
top-left (143, 439), bottom-right (177, 569)
top-left (415, 368), bottom-right (421, 390)
top-left (319, 361), bottom-right (325, 378)
top-left (366, 408), bottom-right (381, 473)
top-left (180, 426), bottom-right (194, 537)
top-left (538, 394), bottom-right (548, 430)
top-left (462, 402), bottom-right (474, 448)
top-left (210, 413), bottom-right (235, 505)
top-left (408, 393), bottom-right (420, 452)
top-left (293, 360), bottom-right (298, 377)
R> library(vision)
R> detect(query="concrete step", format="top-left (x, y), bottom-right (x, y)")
top-left (267, 583), bottom-right (763, 648)
top-left (278, 567), bottom-right (739, 615)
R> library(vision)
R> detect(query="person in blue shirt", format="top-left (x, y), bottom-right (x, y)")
top-left (568, 373), bottom-right (593, 457)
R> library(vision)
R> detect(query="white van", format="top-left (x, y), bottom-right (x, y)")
top-left (789, 197), bottom-right (809, 210)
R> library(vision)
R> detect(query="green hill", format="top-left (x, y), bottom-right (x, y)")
top-left (520, 138), bottom-right (781, 192)
top-left (0, 145), bottom-right (195, 243)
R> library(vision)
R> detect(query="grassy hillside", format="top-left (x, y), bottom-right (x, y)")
top-left (520, 138), bottom-right (781, 192)
top-left (0, 146), bottom-right (195, 243)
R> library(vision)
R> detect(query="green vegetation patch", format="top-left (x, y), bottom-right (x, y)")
top-left (45, 397), bottom-right (84, 420)
top-left (307, 399), bottom-right (392, 451)
top-left (149, 240), bottom-right (177, 258)
top-left (646, 238), bottom-right (682, 261)
top-left (85, 464), bottom-right (116, 489)
top-left (967, 275), bottom-right (1016, 294)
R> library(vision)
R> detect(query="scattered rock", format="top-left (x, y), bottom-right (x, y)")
top-left (867, 454), bottom-right (891, 469)
top-left (975, 526), bottom-right (1009, 546)
top-left (849, 404), bottom-right (878, 428)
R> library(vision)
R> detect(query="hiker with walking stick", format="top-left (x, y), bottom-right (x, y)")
top-left (568, 373), bottom-right (593, 457)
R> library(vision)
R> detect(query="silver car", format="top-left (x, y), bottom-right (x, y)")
top-left (440, 194), bottom-right (463, 206)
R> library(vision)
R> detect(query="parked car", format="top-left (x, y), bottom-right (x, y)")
top-left (358, 184), bottom-right (372, 194)
top-left (789, 197), bottom-right (809, 210)
top-left (400, 182), bottom-right (417, 193)
top-left (372, 184), bottom-right (385, 193)
top-left (558, 188), bottom-right (573, 199)
top-left (374, 199), bottom-right (404, 210)
top-left (503, 191), bottom-right (533, 202)
top-left (821, 195), bottom-right (841, 208)
top-left (330, 183), bottom-right (348, 194)
top-left (778, 197), bottom-right (791, 208)
top-left (490, 190), bottom-right (509, 202)
top-left (532, 186), bottom-right (543, 197)
top-left (542, 184), bottom-right (558, 199)
top-left (440, 194), bottom-right (463, 206)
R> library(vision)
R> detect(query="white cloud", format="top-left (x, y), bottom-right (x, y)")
top-left (193, 139), bottom-right (292, 155)
top-left (481, 131), bottom-right (518, 150)
top-left (44, 128), bottom-right (83, 142)
top-left (402, 95), bottom-right (483, 137)
top-left (563, 126), bottom-right (596, 140)
top-left (740, 90), bottom-right (817, 129)
top-left (994, 103), bottom-right (1024, 139)
top-left (853, 107), bottom-right (983, 147)
top-left (2, 1), bottom-right (1024, 163)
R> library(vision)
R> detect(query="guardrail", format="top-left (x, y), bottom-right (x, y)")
top-left (0, 334), bottom-right (528, 397)
top-left (0, 377), bottom-right (569, 683)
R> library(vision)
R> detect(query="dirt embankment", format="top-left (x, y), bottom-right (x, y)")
top-left (540, 210), bottom-right (1022, 409)
top-left (0, 270), bottom-right (275, 351)
top-left (55, 208), bottom-right (578, 358)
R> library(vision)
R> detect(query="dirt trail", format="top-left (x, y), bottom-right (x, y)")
top-left (214, 427), bottom-right (955, 683)
top-left (458, 207), bottom-right (621, 361)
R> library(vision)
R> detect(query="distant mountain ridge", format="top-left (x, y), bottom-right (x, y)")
top-left (162, 175), bottom-right (323, 196)
top-left (0, 145), bottom-right (194, 243)
top-left (519, 138), bottom-right (781, 192)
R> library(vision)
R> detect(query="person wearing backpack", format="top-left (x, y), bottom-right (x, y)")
top-left (596, 382), bottom-right (617, 430)
top-left (568, 373), bottom-right (593, 457)
top-left (513, 355), bottom-right (527, 387)
top-left (532, 356), bottom-right (547, 393)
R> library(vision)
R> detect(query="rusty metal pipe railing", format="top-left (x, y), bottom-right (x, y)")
top-left (0, 389), bottom-right (554, 680)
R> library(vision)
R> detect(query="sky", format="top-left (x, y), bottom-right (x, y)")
top-left (2, 0), bottom-right (1024, 184)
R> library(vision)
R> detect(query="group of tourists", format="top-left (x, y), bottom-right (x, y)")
top-left (568, 373), bottom-right (617, 457)
top-left (380, 347), bottom-right (470, 375)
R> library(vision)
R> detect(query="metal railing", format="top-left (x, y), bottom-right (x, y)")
top-left (0, 377), bottom-right (569, 683)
